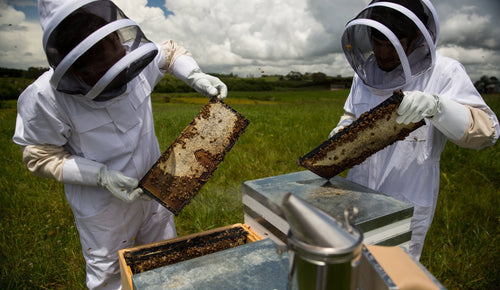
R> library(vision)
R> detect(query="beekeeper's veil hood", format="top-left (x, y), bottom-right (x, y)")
top-left (341, 0), bottom-right (439, 94)
top-left (39, 0), bottom-right (158, 101)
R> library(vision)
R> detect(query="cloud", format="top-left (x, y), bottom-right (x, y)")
top-left (111, 0), bottom-right (369, 77)
top-left (0, 0), bottom-right (499, 81)
top-left (306, 0), bottom-right (369, 53)
top-left (0, 1), bottom-right (46, 69)
top-left (438, 46), bottom-right (492, 65)
top-left (438, 45), bottom-right (500, 80)
top-left (1, 1), bottom-right (26, 24)
top-left (120, 1), bottom-right (323, 71)
top-left (439, 6), bottom-right (497, 50)
top-left (433, 1), bottom-right (500, 80)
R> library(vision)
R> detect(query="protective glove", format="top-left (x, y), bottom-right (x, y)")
top-left (328, 118), bottom-right (354, 138)
top-left (396, 91), bottom-right (440, 125)
top-left (173, 55), bottom-right (227, 100)
top-left (97, 166), bottom-right (143, 203)
top-left (186, 69), bottom-right (228, 100)
top-left (397, 91), bottom-right (469, 141)
top-left (62, 156), bottom-right (150, 202)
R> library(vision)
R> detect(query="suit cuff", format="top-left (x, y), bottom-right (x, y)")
top-left (62, 156), bottom-right (104, 186)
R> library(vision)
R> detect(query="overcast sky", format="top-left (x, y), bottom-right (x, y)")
top-left (1, 0), bottom-right (499, 81)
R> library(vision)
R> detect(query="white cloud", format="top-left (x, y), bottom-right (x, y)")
top-left (0, 0), bottom-right (499, 80)
top-left (439, 6), bottom-right (495, 49)
top-left (111, 0), bottom-right (363, 76)
top-left (434, 2), bottom-right (500, 80)
top-left (1, 1), bottom-right (25, 24)
top-left (438, 45), bottom-right (499, 80)
top-left (0, 2), bottom-right (46, 69)
top-left (438, 46), bottom-right (491, 64)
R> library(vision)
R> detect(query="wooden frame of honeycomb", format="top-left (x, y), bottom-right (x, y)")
top-left (139, 99), bottom-right (249, 215)
top-left (299, 91), bottom-right (424, 179)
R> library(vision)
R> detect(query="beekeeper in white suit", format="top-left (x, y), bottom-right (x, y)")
top-left (13, 0), bottom-right (227, 288)
top-left (330, 0), bottom-right (499, 261)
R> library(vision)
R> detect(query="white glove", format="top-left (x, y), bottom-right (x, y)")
top-left (397, 91), bottom-right (469, 141)
top-left (396, 91), bottom-right (440, 125)
top-left (62, 156), bottom-right (151, 202)
top-left (328, 118), bottom-right (354, 138)
top-left (186, 69), bottom-right (228, 100)
top-left (172, 55), bottom-right (227, 100)
top-left (97, 166), bottom-right (143, 203)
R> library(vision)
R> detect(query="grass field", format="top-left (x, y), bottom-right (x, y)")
top-left (1, 90), bottom-right (499, 289)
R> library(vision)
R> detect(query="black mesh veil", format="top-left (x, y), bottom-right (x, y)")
top-left (341, 0), bottom-right (439, 93)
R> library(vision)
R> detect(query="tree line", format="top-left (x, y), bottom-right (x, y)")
top-left (0, 67), bottom-right (48, 79)
top-left (1, 67), bottom-right (497, 103)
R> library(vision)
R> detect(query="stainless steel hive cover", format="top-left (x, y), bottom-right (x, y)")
top-left (242, 171), bottom-right (413, 246)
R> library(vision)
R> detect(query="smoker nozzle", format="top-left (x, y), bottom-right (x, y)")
top-left (281, 193), bottom-right (360, 248)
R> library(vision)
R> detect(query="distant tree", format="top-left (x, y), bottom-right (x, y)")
top-left (0, 67), bottom-right (23, 77)
top-left (25, 67), bottom-right (49, 79)
top-left (311, 72), bottom-right (327, 83)
top-left (0, 67), bottom-right (49, 79)
top-left (474, 75), bottom-right (499, 94)
top-left (285, 71), bottom-right (303, 81)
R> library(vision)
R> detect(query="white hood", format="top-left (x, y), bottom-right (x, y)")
top-left (38, 0), bottom-right (65, 32)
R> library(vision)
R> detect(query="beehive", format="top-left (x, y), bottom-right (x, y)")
top-left (118, 223), bottom-right (261, 290)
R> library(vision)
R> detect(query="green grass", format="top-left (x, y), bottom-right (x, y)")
top-left (1, 91), bottom-right (499, 289)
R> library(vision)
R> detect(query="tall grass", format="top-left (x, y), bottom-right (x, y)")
top-left (1, 91), bottom-right (498, 289)
top-left (421, 94), bottom-right (500, 289)
top-left (0, 101), bottom-right (85, 289)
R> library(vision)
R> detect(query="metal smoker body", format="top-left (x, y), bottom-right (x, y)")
top-left (282, 193), bottom-right (363, 290)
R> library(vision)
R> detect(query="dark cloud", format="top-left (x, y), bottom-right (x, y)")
top-left (437, 3), bottom-right (500, 50)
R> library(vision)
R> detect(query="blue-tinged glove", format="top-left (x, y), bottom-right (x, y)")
top-left (97, 166), bottom-right (143, 203)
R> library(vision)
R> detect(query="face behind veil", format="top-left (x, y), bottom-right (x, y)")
top-left (341, 0), bottom-right (439, 94)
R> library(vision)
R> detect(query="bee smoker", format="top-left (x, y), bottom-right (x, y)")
top-left (282, 193), bottom-right (363, 290)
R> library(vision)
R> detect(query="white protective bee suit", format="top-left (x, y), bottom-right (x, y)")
top-left (13, 0), bottom-right (227, 289)
top-left (332, 0), bottom-right (499, 260)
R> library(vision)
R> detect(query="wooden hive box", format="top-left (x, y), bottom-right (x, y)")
top-left (118, 223), bottom-right (262, 290)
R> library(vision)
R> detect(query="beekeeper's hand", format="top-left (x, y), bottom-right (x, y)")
top-left (173, 55), bottom-right (227, 100)
top-left (97, 166), bottom-right (143, 203)
top-left (36, 154), bottom-right (150, 202)
top-left (397, 91), bottom-right (469, 141)
top-left (396, 91), bottom-right (440, 125)
top-left (328, 113), bottom-right (356, 138)
top-left (187, 70), bottom-right (227, 100)
top-left (328, 119), bottom-right (354, 138)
